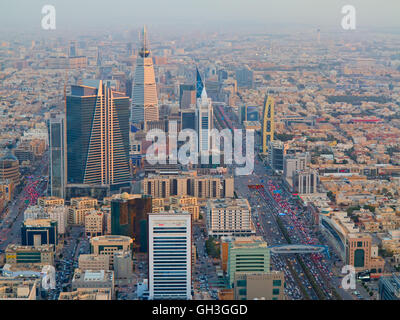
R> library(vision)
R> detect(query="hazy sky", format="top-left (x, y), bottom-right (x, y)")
top-left (1, 0), bottom-right (399, 34)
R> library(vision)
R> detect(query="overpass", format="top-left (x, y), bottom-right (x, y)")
top-left (268, 244), bottom-right (330, 258)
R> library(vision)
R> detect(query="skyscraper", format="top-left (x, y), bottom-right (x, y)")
top-left (148, 211), bottom-right (192, 300)
top-left (196, 88), bottom-right (213, 158)
top-left (66, 80), bottom-right (131, 191)
top-left (111, 193), bottom-right (152, 253)
top-left (262, 95), bottom-right (275, 154)
top-left (48, 114), bottom-right (66, 199)
top-left (131, 26), bottom-right (159, 129)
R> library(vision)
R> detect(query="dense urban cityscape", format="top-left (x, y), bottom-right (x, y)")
top-left (1, 0), bottom-right (400, 306)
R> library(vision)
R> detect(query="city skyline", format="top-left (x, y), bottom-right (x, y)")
top-left (1, 1), bottom-right (400, 307)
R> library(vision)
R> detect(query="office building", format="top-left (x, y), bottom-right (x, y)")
top-left (66, 80), bottom-right (131, 191)
top-left (148, 211), bottom-right (192, 300)
top-left (235, 66), bottom-right (254, 88)
top-left (59, 288), bottom-right (112, 300)
top-left (68, 197), bottom-right (97, 225)
top-left (38, 196), bottom-right (64, 207)
top-left (234, 271), bottom-right (285, 300)
top-left (181, 109), bottom-right (196, 130)
top-left (206, 198), bottom-right (255, 237)
top-left (240, 105), bottom-right (259, 123)
top-left (179, 84), bottom-right (196, 109)
top-left (110, 193), bottom-right (152, 253)
top-left (0, 279), bottom-right (39, 300)
top-left (170, 196), bottom-right (200, 221)
top-left (5, 244), bottom-right (54, 266)
top-left (72, 269), bottom-right (115, 298)
top-left (24, 205), bottom-right (68, 235)
top-left (48, 114), bottom-right (67, 199)
top-left (131, 26), bottom-right (159, 127)
top-left (21, 219), bottom-right (58, 247)
top-left (0, 152), bottom-right (20, 186)
top-left (114, 250), bottom-right (134, 283)
top-left (78, 254), bottom-right (110, 272)
top-left (226, 236), bottom-right (270, 287)
top-left (379, 274), bottom-right (400, 300)
top-left (283, 153), bottom-right (309, 184)
top-left (293, 169), bottom-right (319, 194)
top-left (143, 174), bottom-right (234, 199)
top-left (84, 210), bottom-right (104, 237)
top-left (90, 235), bottom-right (132, 267)
top-left (268, 140), bottom-right (285, 172)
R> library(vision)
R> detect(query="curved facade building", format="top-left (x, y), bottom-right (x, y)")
top-left (0, 153), bottom-right (20, 185)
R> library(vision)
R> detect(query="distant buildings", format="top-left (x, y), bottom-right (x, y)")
top-left (235, 66), bottom-right (254, 89)
top-left (148, 211), bottom-right (192, 300)
top-left (179, 84), bottom-right (196, 109)
top-left (66, 80), bottom-right (131, 191)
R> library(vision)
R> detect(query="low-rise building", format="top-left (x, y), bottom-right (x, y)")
top-left (78, 254), bottom-right (110, 272)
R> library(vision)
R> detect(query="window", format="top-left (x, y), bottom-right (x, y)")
top-left (273, 280), bottom-right (282, 286)
top-left (354, 249), bottom-right (365, 268)
top-left (357, 241), bottom-right (363, 248)
top-left (272, 288), bottom-right (280, 295)
top-left (237, 280), bottom-right (246, 287)
top-left (238, 289), bottom-right (247, 296)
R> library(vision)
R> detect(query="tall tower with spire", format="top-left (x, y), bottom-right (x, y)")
top-left (196, 85), bottom-right (213, 159)
top-left (131, 26), bottom-right (159, 129)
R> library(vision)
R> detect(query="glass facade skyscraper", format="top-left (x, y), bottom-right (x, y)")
top-left (48, 114), bottom-right (66, 199)
top-left (66, 80), bottom-right (131, 191)
top-left (111, 194), bottom-right (152, 253)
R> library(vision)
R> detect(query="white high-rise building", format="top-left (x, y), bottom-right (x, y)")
top-left (148, 211), bottom-right (192, 300)
top-left (195, 88), bottom-right (213, 159)
top-left (206, 198), bottom-right (255, 237)
top-left (131, 26), bottom-right (159, 129)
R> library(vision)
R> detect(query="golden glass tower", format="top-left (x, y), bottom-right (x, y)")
top-left (262, 95), bottom-right (275, 154)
